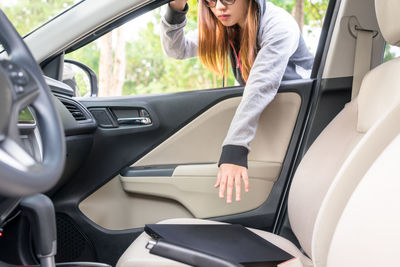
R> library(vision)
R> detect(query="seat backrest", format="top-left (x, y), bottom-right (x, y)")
top-left (326, 132), bottom-right (400, 267)
top-left (312, 104), bottom-right (400, 267)
top-left (287, 0), bottom-right (400, 259)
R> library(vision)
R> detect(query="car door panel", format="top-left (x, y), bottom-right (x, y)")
top-left (131, 93), bottom-right (301, 165)
top-left (120, 162), bottom-right (280, 217)
top-left (80, 161), bottom-right (280, 230)
top-left (78, 91), bottom-right (302, 230)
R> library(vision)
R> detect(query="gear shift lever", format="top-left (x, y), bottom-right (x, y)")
top-left (20, 194), bottom-right (57, 267)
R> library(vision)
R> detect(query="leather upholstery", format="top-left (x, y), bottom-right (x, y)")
top-left (117, 218), bottom-right (313, 267)
top-left (288, 100), bottom-right (363, 257)
top-left (357, 58), bottom-right (400, 132)
top-left (327, 133), bottom-right (400, 267)
top-left (290, 57), bottom-right (400, 257)
top-left (312, 105), bottom-right (400, 267)
top-left (375, 0), bottom-right (400, 46)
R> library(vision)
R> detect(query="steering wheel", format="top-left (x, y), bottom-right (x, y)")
top-left (0, 10), bottom-right (65, 197)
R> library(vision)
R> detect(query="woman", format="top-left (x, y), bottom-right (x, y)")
top-left (161, 0), bottom-right (314, 203)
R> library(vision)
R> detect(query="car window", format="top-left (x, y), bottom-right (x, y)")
top-left (0, 0), bottom-right (83, 37)
top-left (383, 43), bottom-right (400, 63)
top-left (65, 0), bottom-right (330, 97)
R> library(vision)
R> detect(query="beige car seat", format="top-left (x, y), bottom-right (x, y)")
top-left (117, 0), bottom-right (400, 266)
top-left (327, 131), bottom-right (400, 267)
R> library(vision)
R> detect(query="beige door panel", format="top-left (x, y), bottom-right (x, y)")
top-left (79, 177), bottom-right (194, 230)
top-left (79, 92), bottom-right (301, 230)
top-left (134, 92), bottom-right (301, 166)
top-left (120, 161), bottom-right (281, 219)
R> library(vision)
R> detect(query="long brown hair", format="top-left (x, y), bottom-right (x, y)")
top-left (198, 0), bottom-right (259, 82)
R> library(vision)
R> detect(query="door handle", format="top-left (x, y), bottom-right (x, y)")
top-left (117, 117), bottom-right (152, 125)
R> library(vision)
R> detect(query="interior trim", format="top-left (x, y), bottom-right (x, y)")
top-left (120, 162), bottom-right (281, 219)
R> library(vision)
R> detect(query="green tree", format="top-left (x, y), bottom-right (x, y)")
top-left (270, 0), bottom-right (328, 29)
top-left (2, 0), bottom-right (94, 96)
top-left (66, 43), bottom-right (100, 74)
top-left (384, 44), bottom-right (396, 62)
top-left (269, 0), bottom-right (294, 12)
top-left (305, 0), bottom-right (329, 28)
top-left (1, 0), bottom-right (77, 37)
top-left (122, 2), bottom-right (233, 96)
top-left (4, 0), bottom-right (329, 96)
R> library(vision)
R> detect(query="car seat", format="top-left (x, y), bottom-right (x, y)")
top-left (326, 127), bottom-right (400, 267)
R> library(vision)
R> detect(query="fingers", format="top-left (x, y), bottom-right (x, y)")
top-left (242, 169), bottom-right (249, 192)
top-left (219, 174), bottom-right (227, 199)
top-left (214, 170), bottom-right (222, 188)
top-left (217, 164), bottom-right (249, 203)
top-left (226, 175), bottom-right (234, 203)
top-left (218, 173), bottom-right (234, 203)
top-left (235, 174), bottom-right (241, 201)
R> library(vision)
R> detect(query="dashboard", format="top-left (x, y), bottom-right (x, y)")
top-left (18, 76), bottom-right (98, 194)
top-left (19, 76), bottom-right (97, 136)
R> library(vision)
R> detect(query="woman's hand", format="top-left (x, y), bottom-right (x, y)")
top-left (169, 0), bottom-right (187, 11)
top-left (215, 163), bottom-right (249, 203)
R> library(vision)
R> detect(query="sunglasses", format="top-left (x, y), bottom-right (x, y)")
top-left (204, 0), bottom-right (236, 8)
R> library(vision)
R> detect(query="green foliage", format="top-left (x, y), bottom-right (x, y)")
top-left (66, 43), bottom-right (100, 74)
top-left (64, 42), bottom-right (100, 97)
top-left (3, 0), bottom-right (329, 96)
top-left (1, 0), bottom-right (77, 36)
top-left (269, 0), bottom-right (295, 13)
top-left (74, 69), bottom-right (91, 97)
top-left (383, 43), bottom-right (396, 62)
top-left (118, 2), bottom-right (238, 96)
top-left (304, 0), bottom-right (329, 27)
top-left (269, 0), bottom-right (328, 28)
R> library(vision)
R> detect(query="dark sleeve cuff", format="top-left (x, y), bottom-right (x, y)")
top-left (165, 3), bottom-right (189, 24)
top-left (218, 145), bottom-right (249, 168)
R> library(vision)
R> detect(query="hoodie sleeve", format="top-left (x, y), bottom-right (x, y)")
top-left (160, 3), bottom-right (198, 59)
top-left (219, 11), bottom-right (300, 168)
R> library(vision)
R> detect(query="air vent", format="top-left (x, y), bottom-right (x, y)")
top-left (61, 100), bottom-right (86, 121)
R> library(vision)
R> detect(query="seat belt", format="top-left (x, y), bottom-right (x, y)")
top-left (352, 28), bottom-right (375, 99)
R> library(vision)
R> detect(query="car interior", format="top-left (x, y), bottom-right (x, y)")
top-left (0, 0), bottom-right (399, 266)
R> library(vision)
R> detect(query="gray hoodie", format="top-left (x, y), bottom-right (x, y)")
top-left (161, 0), bottom-right (314, 167)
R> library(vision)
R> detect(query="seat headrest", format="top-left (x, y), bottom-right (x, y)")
top-left (375, 0), bottom-right (400, 46)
